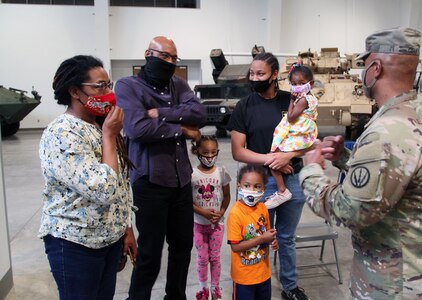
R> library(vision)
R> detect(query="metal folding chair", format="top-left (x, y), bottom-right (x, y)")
top-left (272, 221), bottom-right (343, 284)
top-left (294, 222), bottom-right (343, 284)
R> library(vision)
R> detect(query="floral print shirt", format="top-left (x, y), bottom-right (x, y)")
top-left (38, 114), bottom-right (132, 249)
top-left (270, 93), bottom-right (318, 152)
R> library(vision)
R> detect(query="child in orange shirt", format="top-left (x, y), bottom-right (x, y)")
top-left (227, 165), bottom-right (279, 300)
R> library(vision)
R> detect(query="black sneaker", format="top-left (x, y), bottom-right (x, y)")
top-left (281, 286), bottom-right (310, 300)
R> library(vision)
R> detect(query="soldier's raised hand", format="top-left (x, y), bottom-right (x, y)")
top-left (320, 135), bottom-right (344, 161)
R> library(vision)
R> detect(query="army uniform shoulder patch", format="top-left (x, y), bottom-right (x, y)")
top-left (343, 140), bottom-right (390, 202)
top-left (350, 166), bottom-right (370, 188)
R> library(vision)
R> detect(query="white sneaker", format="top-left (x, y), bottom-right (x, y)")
top-left (265, 189), bottom-right (292, 209)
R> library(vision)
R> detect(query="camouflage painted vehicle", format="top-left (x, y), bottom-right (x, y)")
top-left (279, 48), bottom-right (376, 140)
top-left (194, 47), bottom-right (260, 137)
top-left (0, 85), bottom-right (41, 137)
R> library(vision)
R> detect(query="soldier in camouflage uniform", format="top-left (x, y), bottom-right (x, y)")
top-left (298, 27), bottom-right (422, 299)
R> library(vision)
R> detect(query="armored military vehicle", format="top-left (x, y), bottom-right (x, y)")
top-left (194, 47), bottom-right (262, 137)
top-left (0, 85), bottom-right (41, 137)
top-left (278, 48), bottom-right (376, 140)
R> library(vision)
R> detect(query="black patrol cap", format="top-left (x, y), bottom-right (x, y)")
top-left (356, 27), bottom-right (421, 61)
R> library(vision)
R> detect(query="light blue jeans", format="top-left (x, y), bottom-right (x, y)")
top-left (263, 174), bottom-right (305, 291)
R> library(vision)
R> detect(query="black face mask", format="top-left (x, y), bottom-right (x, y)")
top-left (143, 56), bottom-right (176, 88)
top-left (250, 76), bottom-right (274, 93)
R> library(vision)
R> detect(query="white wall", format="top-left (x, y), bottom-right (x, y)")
top-left (279, 0), bottom-right (422, 55)
top-left (0, 4), bottom-right (97, 128)
top-left (1, 0), bottom-right (421, 129)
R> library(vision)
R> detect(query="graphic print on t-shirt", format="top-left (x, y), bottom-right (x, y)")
top-left (198, 183), bottom-right (214, 201)
top-left (193, 176), bottom-right (220, 209)
top-left (241, 214), bottom-right (269, 265)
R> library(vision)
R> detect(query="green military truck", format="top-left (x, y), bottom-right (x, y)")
top-left (0, 85), bottom-right (41, 137)
top-left (194, 48), bottom-right (263, 137)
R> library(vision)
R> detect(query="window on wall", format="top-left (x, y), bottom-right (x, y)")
top-left (2, 0), bottom-right (94, 4)
top-left (2, 0), bottom-right (197, 6)
top-left (110, 0), bottom-right (199, 8)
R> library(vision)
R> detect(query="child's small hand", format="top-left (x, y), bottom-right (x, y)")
top-left (210, 209), bottom-right (226, 224)
top-left (210, 216), bottom-right (220, 224)
top-left (291, 92), bottom-right (299, 100)
top-left (293, 93), bottom-right (306, 105)
top-left (261, 229), bottom-right (277, 243)
top-left (270, 238), bottom-right (279, 251)
top-left (203, 209), bottom-right (220, 222)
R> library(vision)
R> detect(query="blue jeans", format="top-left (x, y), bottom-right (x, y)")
top-left (263, 174), bottom-right (305, 290)
top-left (232, 278), bottom-right (271, 300)
top-left (43, 235), bottom-right (122, 300)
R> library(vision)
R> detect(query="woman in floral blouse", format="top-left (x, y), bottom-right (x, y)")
top-left (39, 55), bottom-right (136, 300)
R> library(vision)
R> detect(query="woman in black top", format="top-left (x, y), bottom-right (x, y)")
top-left (227, 52), bottom-right (309, 300)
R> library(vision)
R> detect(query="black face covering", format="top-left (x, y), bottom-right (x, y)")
top-left (249, 76), bottom-right (274, 93)
top-left (143, 56), bottom-right (176, 88)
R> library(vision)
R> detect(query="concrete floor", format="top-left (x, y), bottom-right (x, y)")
top-left (2, 127), bottom-right (353, 300)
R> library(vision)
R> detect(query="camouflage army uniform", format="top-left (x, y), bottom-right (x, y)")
top-left (299, 90), bottom-right (422, 299)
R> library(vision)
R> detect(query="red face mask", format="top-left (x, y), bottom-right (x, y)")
top-left (82, 92), bottom-right (116, 116)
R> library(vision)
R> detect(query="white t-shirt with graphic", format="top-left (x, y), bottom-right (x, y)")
top-left (192, 166), bottom-right (231, 225)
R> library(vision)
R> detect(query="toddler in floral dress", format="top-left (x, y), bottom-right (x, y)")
top-left (265, 63), bottom-right (318, 209)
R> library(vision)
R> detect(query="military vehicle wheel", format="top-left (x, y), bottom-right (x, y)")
top-left (1, 122), bottom-right (20, 137)
top-left (215, 126), bottom-right (228, 138)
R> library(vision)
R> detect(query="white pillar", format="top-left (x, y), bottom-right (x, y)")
top-left (94, 0), bottom-right (112, 77)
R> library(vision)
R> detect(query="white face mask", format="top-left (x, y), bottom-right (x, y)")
top-left (198, 155), bottom-right (218, 168)
top-left (290, 82), bottom-right (312, 95)
top-left (238, 188), bottom-right (264, 207)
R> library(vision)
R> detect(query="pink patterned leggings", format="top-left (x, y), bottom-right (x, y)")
top-left (193, 222), bottom-right (224, 287)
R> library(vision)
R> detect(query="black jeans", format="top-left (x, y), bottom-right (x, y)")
top-left (128, 177), bottom-right (194, 300)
